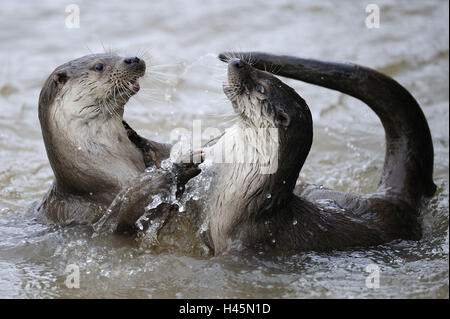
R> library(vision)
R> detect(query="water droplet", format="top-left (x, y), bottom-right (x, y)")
top-left (77, 146), bottom-right (82, 151)
top-left (293, 219), bottom-right (298, 226)
top-left (271, 239), bottom-right (276, 244)
top-left (266, 193), bottom-right (272, 199)
top-left (282, 180), bottom-right (286, 184)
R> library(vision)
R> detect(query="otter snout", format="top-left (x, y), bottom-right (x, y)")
top-left (229, 58), bottom-right (245, 70)
top-left (123, 56), bottom-right (146, 76)
top-left (227, 58), bottom-right (250, 85)
top-left (124, 56), bottom-right (140, 65)
top-left (228, 58), bottom-right (249, 74)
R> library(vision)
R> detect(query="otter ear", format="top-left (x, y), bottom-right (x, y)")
top-left (52, 71), bottom-right (69, 85)
top-left (276, 111), bottom-right (291, 127)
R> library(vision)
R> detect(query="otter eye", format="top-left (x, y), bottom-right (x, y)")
top-left (256, 84), bottom-right (265, 94)
top-left (94, 63), bottom-right (104, 72)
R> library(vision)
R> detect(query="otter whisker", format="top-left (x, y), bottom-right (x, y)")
top-left (269, 63), bottom-right (282, 75)
top-left (101, 100), bottom-right (114, 118)
top-left (145, 75), bottom-right (174, 84)
top-left (134, 90), bottom-right (165, 103)
top-left (100, 42), bottom-right (114, 56)
top-left (138, 88), bottom-right (166, 98)
top-left (221, 51), bottom-right (236, 63)
top-left (117, 82), bottom-right (132, 101)
top-left (149, 63), bottom-right (179, 69)
top-left (106, 98), bottom-right (121, 120)
top-left (137, 48), bottom-right (152, 61)
top-left (146, 70), bottom-right (176, 80)
top-left (111, 84), bottom-right (122, 117)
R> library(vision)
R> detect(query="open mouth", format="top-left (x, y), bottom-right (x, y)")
top-left (222, 81), bottom-right (230, 92)
top-left (223, 81), bottom-right (237, 101)
top-left (126, 77), bottom-right (141, 94)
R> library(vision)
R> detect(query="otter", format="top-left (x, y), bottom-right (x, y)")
top-left (196, 54), bottom-right (436, 255)
top-left (94, 53), bottom-right (435, 256)
top-left (34, 53), bottom-right (199, 230)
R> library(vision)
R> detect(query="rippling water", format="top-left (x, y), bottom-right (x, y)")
top-left (0, 0), bottom-right (448, 298)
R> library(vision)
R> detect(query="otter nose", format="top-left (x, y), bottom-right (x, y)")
top-left (124, 56), bottom-right (140, 65)
top-left (229, 58), bottom-right (245, 69)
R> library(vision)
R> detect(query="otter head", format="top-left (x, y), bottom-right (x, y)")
top-left (222, 58), bottom-right (313, 204)
top-left (39, 53), bottom-right (145, 122)
top-left (223, 58), bottom-right (311, 130)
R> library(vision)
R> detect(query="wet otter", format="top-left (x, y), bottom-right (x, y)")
top-left (197, 54), bottom-right (435, 255)
top-left (35, 53), bottom-right (199, 229)
top-left (93, 53), bottom-right (435, 256)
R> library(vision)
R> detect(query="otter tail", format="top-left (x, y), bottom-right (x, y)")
top-left (219, 52), bottom-right (436, 208)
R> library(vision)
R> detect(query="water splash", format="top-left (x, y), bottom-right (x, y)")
top-left (134, 158), bottom-right (215, 249)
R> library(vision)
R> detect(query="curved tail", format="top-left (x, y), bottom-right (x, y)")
top-left (219, 52), bottom-right (436, 208)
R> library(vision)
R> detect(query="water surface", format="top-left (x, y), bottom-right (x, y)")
top-left (0, 0), bottom-right (448, 298)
